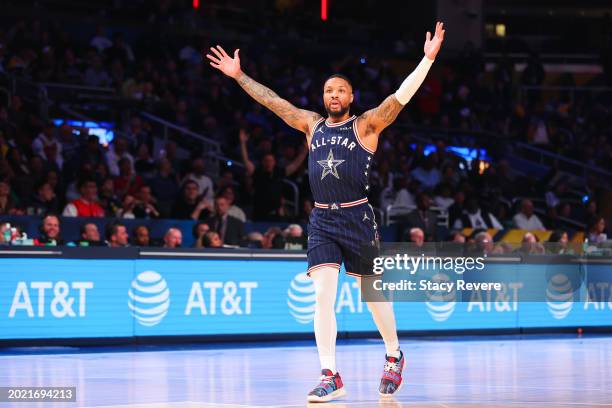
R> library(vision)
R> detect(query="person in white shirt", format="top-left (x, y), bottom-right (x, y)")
top-left (513, 199), bottom-right (546, 230)
top-left (90, 26), bottom-right (113, 52)
top-left (453, 198), bottom-right (503, 230)
top-left (183, 157), bottom-right (214, 201)
top-left (32, 123), bottom-right (63, 169)
top-left (106, 137), bottom-right (134, 177)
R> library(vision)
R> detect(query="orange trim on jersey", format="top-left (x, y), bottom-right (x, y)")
top-left (325, 115), bottom-right (356, 127)
top-left (353, 119), bottom-right (375, 154)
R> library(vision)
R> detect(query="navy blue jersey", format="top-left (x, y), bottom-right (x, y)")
top-left (308, 115), bottom-right (375, 203)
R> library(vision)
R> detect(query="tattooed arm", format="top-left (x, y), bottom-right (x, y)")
top-left (206, 45), bottom-right (321, 136)
top-left (235, 71), bottom-right (321, 134)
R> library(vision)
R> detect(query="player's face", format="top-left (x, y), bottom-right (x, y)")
top-left (323, 78), bottom-right (353, 118)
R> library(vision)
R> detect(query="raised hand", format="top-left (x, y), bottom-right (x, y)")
top-left (424, 21), bottom-right (446, 60)
top-left (206, 45), bottom-right (241, 78)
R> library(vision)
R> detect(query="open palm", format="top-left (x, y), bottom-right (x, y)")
top-left (424, 22), bottom-right (446, 60)
top-left (206, 45), bottom-right (241, 78)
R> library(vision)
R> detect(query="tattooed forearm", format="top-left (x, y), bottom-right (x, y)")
top-left (236, 72), bottom-right (319, 132)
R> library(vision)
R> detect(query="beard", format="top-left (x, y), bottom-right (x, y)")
top-left (325, 103), bottom-right (350, 118)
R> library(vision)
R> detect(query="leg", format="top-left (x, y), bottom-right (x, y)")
top-left (309, 265), bottom-right (340, 372)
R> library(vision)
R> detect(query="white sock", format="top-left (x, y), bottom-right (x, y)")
top-left (310, 266), bottom-right (340, 373)
top-left (356, 277), bottom-right (401, 358)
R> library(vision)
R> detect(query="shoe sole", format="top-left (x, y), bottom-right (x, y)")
top-left (379, 377), bottom-right (403, 398)
top-left (307, 387), bottom-right (347, 403)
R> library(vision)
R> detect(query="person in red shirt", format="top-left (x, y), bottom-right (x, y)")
top-left (62, 179), bottom-right (105, 217)
top-left (113, 157), bottom-right (144, 197)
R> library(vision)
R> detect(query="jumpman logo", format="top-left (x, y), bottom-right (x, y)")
top-left (318, 150), bottom-right (345, 180)
top-left (363, 212), bottom-right (370, 222)
top-left (316, 127), bottom-right (325, 134)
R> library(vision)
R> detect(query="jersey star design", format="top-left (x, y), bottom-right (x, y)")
top-left (318, 149), bottom-right (345, 180)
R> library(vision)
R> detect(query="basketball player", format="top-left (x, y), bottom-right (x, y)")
top-left (207, 21), bottom-right (445, 402)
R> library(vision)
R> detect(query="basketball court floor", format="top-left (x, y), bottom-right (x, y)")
top-left (1, 335), bottom-right (611, 407)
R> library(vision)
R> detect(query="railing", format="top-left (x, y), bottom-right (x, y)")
top-left (282, 179), bottom-right (299, 217)
top-left (384, 204), bottom-right (449, 228)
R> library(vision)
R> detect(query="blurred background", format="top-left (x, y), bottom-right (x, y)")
top-left (0, 0), bottom-right (611, 252)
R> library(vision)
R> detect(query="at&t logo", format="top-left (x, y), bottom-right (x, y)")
top-left (128, 271), bottom-right (170, 327)
top-left (287, 272), bottom-right (316, 324)
top-left (546, 273), bottom-right (574, 320)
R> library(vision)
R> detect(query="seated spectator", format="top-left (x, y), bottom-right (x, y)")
top-left (408, 227), bottom-right (425, 247)
top-left (32, 122), bottom-right (63, 169)
top-left (433, 183), bottom-right (454, 210)
top-left (0, 180), bottom-right (23, 215)
top-left (35, 214), bottom-right (64, 245)
top-left (586, 216), bottom-right (607, 244)
top-left (62, 179), bottom-right (105, 217)
top-left (284, 224), bottom-right (307, 249)
top-left (132, 185), bottom-right (160, 219)
top-left (73, 222), bottom-right (102, 246)
top-left (470, 231), bottom-right (505, 255)
top-left (453, 198), bottom-right (504, 230)
top-left (163, 227), bottom-right (182, 248)
top-left (411, 156), bottom-right (441, 191)
top-left (114, 157), bottom-right (144, 197)
top-left (513, 199), bottom-right (545, 230)
top-left (548, 230), bottom-right (572, 254)
top-left (171, 180), bottom-right (213, 220)
top-left (192, 221), bottom-right (210, 248)
top-left (106, 137), bottom-right (134, 177)
top-left (132, 225), bottom-right (152, 247)
top-left (183, 157), bottom-right (214, 201)
top-left (105, 221), bottom-right (129, 247)
top-left (117, 194), bottom-right (137, 219)
top-left (515, 232), bottom-right (545, 255)
top-left (134, 144), bottom-right (156, 179)
top-left (202, 231), bottom-right (223, 248)
top-left (205, 195), bottom-right (244, 246)
top-left (402, 193), bottom-right (437, 241)
top-left (27, 181), bottom-right (59, 216)
top-left (98, 178), bottom-right (121, 217)
top-left (219, 186), bottom-right (246, 222)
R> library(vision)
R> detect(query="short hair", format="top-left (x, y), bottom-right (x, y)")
top-left (80, 222), bottom-right (97, 235)
top-left (133, 224), bottom-right (149, 237)
top-left (192, 221), bottom-right (210, 238)
top-left (325, 74), bottom-right (353, 90)
top-left (105, 221), bottom-right (126, 241)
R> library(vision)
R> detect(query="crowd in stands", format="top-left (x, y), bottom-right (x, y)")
top-left (0, 6), bottom-right (610, 250)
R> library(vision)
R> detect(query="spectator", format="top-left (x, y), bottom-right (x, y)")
top-left (548, 230), bottom-right (571, 254)
top-left (453, 198), bottom-right (503, 230)
top-left (433, 183), bottom-right (454, 210)
top-left (245, 231), bottom-right (264, 248)
top-left (132, 225), bottom-right (152, 247)
top-left (149, 158), bottom-right (180, 217)
top-left (586, 216), bottom-right (607, 244)
top-left (62, 179), bottom-right (105, 217)
top-left (32, 122), bottom-right (63, 169)
top-left (98, 178), bottom-right (121, 217)
top-left (90, 25), bottom-right (112, 52)
top-left (206, 195), bottom-right (244, 246)
top-left (171, 180), bottom-right (213, 220)
top-left (408, 227), bottom-right (425, 247)
top-left (192, 221), bottom-right (210, 248)
top-left (134, 143), bottom-right (156, 179)
top-left (202, 231), bottom-right (223, 248)
top-left (219, 186), bottom-right (246, 222)
top-left (0, 180), bottom-right (22, 215)
top-left (27, 181), bottom-right (59, 216)
top-left (114, 157), bottom-right (144, 197)
top-left (105, 221), bottom-right (129, 247)
top-left (106, 138), bottom-right (134, 177)
top-left (284, 224), bottom-right (307, 249)
top-left (402, 193), bottom-right (437, 241)
top-left (117, 194), bottom-right (137, 218)
top-left (240, 129), bottom-right (307, 221)
top-left (163, 227), bottom-right (182, 248)
top-left (450, 231), bottom-right (466, 243)
top-left (411, 156), bottom-right (441, 191)
top-left (516, 232), bottom-right (545, 255)
top-left (471, 231), bottom-right (503, 255)
top-left (183, 157), bottom-right (214, 201)
top-left (513, 199), bottom-right (546, 230)
top-left (132, 185), bottom-right (160, 219)
top-left (75, 222), bottom-right (102, 246)
top-left (84, 54), bottom-right (111, 87)
top-left (35, 214), bottom-right (63, 245)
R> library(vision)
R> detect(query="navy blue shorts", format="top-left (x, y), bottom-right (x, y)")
top-left (307, 202), bottom-right (380, 277)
